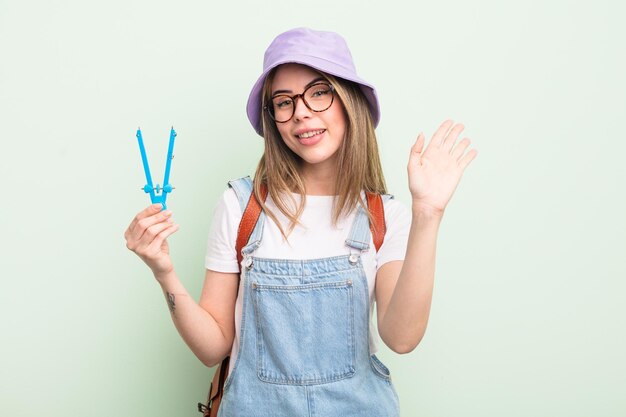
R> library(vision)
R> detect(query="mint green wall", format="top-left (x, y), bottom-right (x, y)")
top-left (1, 0), bottom-right (624, 416)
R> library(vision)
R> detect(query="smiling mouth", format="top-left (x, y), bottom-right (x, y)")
top-left (296, 129), bottom-right (326, 139)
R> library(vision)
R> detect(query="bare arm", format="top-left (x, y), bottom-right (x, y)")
top-left (375, 208), bottom-right (442, 354)
top-left (375, 120), bottom-right (477, 354)
top-left (124, 204), bottom-right (238, 367)
top-left (157, 268), bottom-right (238, 367)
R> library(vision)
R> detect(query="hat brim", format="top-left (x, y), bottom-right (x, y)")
top-left (246, 54), bottom-right (380, 136)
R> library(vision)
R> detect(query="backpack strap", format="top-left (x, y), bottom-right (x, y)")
top-left (234, 182), bottom-right (268, 268)
top-left (231, 179), bottom-right (385, 261)
top-left (366, 192), bottom-right (386, 252)
top-left (345, 192), bottom-right (389, 253)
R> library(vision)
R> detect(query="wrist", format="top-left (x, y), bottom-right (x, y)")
top-left (411, 200), bottom-right (445, 218)
top-left (154, 268), bottom-right (177, 285)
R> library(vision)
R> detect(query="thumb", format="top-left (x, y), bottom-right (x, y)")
top-left (411, 133), bottom-right (425, 160)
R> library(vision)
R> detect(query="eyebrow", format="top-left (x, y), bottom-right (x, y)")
top-left (271, 77), bottom-right (326, 96)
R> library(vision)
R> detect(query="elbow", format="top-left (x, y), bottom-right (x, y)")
top-left (389, 340), bottom-right (419, 355)
top-left (200, 350), bottom-right (230, 368)
top-left (201, 358), bottom-right (220, 368)
top-left (202, 355), bottom-right (228, 368)
top-left (385, 329), bottom-right (427, 354)
top-left (200, 336), bottom-right (234, 368)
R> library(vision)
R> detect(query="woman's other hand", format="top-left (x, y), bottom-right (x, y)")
top-left (124, 204), bottom-right (180, 280)
top-left (408, 120), bottom-right (478, 214)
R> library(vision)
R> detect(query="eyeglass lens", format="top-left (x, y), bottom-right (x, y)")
top-left (270, 83), bottom-right (334, 123)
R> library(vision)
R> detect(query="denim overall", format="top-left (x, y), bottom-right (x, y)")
top-left (218, 177), bottom-right (400, 417)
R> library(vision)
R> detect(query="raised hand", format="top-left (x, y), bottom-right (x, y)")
top-left (124, 204), bottom-right (180, 279)
top-left (407, 120), bottom-right (478, 214)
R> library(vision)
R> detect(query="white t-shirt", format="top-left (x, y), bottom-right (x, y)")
top-left (205, 187), bottom-right (411, 376)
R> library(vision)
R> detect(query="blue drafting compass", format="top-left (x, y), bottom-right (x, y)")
top-left (135, 127), bottom-right (176, 210)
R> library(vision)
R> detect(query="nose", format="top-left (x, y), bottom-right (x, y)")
top-left (292, 94), bottom-right (312, 122)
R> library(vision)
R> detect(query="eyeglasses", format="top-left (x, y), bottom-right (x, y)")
top-left (264, 82), bottom-right (335, 123)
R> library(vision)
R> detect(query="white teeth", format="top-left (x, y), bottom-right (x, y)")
top-left (297, 129), bottom-right (325, 139)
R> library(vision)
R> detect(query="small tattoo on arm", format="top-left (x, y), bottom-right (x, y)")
top-left (166, 292), bottom-right (176, 315)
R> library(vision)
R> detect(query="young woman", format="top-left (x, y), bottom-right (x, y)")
top-left (125, 27), bottom-right (477, 416)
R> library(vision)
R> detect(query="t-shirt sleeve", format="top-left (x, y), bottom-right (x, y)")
top-left (204, 188), bottom-right (242, 273)
top-left (376, 198), bottom-right (411, 269)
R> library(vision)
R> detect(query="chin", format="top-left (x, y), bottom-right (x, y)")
top-left (298, 151), bottom-right (338, 166)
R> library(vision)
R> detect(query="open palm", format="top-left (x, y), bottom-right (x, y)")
top-left (408, 120), bottom-right (478, 213)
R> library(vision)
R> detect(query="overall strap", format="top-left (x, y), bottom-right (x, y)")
top-left (227, 176), bottom-right (268, 269)
top-left (228, 176), bottom-right (254, 212)
top-left (200, 177), bottom-right (267, 417)
top-left (345, 193), bottom-right (391, 253)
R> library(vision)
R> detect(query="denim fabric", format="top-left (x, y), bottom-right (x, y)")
top-left (219, 177), bottom-right (400, 417)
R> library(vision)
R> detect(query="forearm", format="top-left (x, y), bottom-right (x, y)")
top-left (156, 270), bottom-right (232, 367)
top-left (379, 205), bottom-right (443, 353)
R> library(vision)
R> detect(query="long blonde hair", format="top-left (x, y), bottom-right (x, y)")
top-left (253, 67), bottom-right (387, 239)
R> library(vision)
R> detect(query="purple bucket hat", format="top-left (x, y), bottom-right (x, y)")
top-left (246, 27), bottom-right (381, 136)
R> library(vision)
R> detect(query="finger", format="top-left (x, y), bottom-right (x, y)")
top-left (128, 219), bottom-right (174, 252)
top-left (145, 223), bottom-right (180, 254)
top-left (128, 204), bottom-right (164, 232)
top-left (139, 218), bottom-right (175, 245)
top-left (411, 132), bottom-right (425, 156)
top-left (432, 119), bottom-right (454, 147)
top-left (408, 133), bottom-right (425, 169)
top-left (458, 148), bottom-right (478, 170)
top-left (441, 123), bottom-right (465, 152)
top-left (130, 210), bottom-right (173, 243)
top-left (451, 137), bottom-right (471, 160)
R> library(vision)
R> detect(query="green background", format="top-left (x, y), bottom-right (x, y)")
top-left (1, 0), bottom-right (624, 415)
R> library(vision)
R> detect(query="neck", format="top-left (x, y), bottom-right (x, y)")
top-left (300, 162), bottom-right (338, 196)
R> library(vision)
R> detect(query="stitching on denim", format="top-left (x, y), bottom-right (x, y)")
top-left (253, 279), bottom-right (355, 386)
top-left (369, 354), bottom-right (392, 383)
top-left (251, 274), bottom-right (266, 382)
top-left (223, 270), bottom-right (249, 393)
top-left (349, 276), bottom-right (356, 372)
top-left (254, 280), bottom-right (352, 292)
top-left (248, 255), bottom-right (361, 277)
top-left (257, 368), bottom-right (356, 385)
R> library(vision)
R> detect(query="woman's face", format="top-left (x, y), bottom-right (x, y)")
top-left (270, 64), bottom-right (347, 171)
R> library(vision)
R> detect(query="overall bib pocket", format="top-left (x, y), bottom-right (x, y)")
top-left (251, 279), bottom-right (355, 385)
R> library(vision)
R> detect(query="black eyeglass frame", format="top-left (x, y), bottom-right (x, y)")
top-left (263, 82), bottom-right (336, 123)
